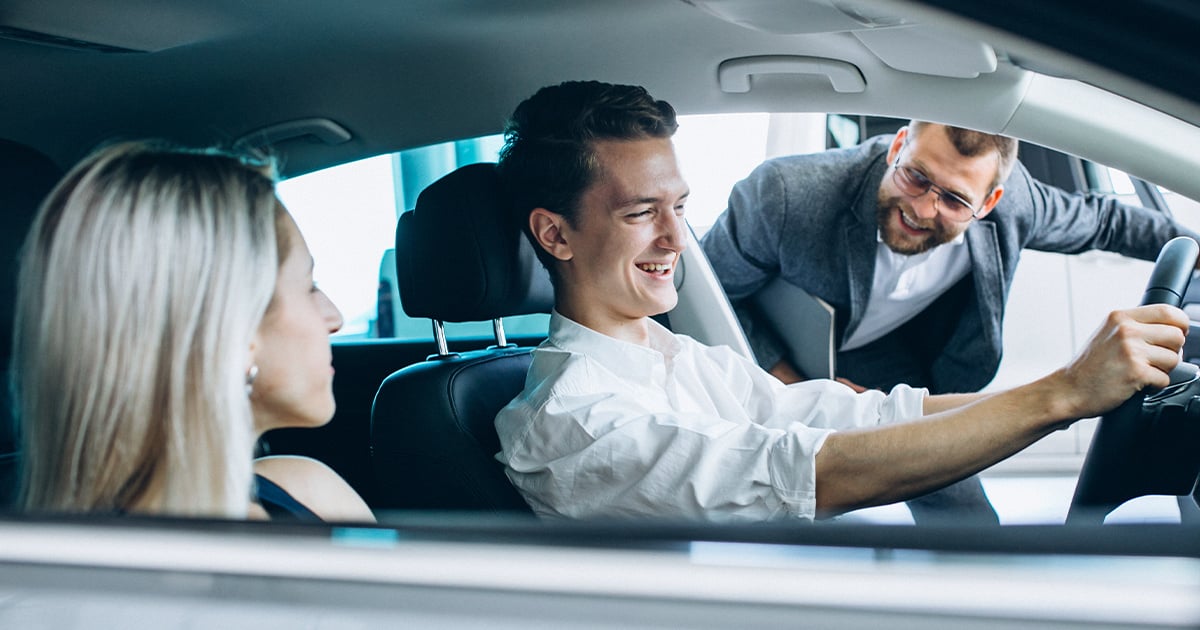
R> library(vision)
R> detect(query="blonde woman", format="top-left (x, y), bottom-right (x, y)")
top-left (12, 141), bottom-right (373, 521)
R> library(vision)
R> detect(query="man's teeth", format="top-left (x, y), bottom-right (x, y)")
top-left (900, 211), bottom-right (927, 230)
top-left (637, 263), bottom-right (671, 272)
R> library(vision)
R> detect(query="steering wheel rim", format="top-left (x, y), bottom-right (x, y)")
top-left (1066, 236), bottom-right (1200, 525)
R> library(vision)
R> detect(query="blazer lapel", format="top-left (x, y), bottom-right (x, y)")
top-left (842, 169), bottom-right (884, 344)
top-left (965, 220), bottom-right (1004, 354)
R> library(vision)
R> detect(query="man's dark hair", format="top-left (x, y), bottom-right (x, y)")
top-left (908, 120), bottom-right (1019, 190)
top-left (497, 81), bottom-right (678, 281)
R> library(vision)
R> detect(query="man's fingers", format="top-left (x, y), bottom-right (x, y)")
top-left (1140, 321), bottom-right (1187, 352)
top-left (1127, 304), bottom-right (1190, 332)
top-left (1141, 345), bottom-right (1183, 388)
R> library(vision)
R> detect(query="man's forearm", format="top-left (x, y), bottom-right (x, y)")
top-left (812, 303), bottom-right (1187, 516)
top-left (814, 375), bottom-right (1075, 516)
top-left (922, 391), bottom-right (990, 414)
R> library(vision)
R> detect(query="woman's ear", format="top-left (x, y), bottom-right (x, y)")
top-left (247, 335), bottom-right (260, 372)
top-left (529, 208), bottom-right (573, 262)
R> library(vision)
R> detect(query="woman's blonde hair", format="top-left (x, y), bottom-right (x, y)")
top-left (12, 141), bottom-right (284, 517)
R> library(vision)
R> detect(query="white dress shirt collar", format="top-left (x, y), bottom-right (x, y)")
top-left (548, 310), bottom-right (682, 381)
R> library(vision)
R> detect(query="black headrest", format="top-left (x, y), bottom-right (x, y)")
top-left (1, 140), bottom-right (62, 360)
top-left (395, 162), bottom-right (554, 322)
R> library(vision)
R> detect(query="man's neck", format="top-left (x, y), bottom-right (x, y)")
top-left (556, 299), bottom-right (652, 347)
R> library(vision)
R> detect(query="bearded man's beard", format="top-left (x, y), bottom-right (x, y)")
top-left (874, 193), bottom-right (956, 255)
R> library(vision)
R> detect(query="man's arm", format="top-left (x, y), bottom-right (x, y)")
top-left (814, 304), bottom-right (1188, 515)
top-left (702, 162), bottom-right (795, 371)
top-left (921, 392), bottom-right (989, 414)
top-left (700, 163), bottom-right (789, 299)
top-left (1017, 166), bottom-right (1200, 260)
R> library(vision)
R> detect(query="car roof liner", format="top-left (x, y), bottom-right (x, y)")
top-left (0, 0), bottom-right (236, 52)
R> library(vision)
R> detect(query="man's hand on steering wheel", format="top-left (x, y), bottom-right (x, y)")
top-left (1052, 304), bottom-right (1189, 421)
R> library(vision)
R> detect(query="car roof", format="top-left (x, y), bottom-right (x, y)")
top-left (2, 0), bottom-right (1198, 189)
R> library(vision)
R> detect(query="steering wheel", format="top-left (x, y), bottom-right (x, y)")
top-left (1066, 236), bottom-right (1200, 525)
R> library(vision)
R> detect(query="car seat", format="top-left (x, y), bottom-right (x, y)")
top-left (369, 160), bottom-right (756, 514)
top-left (0, 140), bottom-right (63, 508)
top-left (369, 163), bottom-right (552, 513)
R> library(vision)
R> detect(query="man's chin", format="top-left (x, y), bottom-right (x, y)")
top-left (642, 292), bottom-right (678, 318)
top-left (881, 227), bottom-right (936, 255)
top-left (876, 202), bottom-right (946, 255)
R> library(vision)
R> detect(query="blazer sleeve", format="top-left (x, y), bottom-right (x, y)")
top-left (701, 161), bottom-right (794, 369)
top-left (1010, 164), bottom-right (1200, 259)
top-left (701, 161), bottom-right (791, 299)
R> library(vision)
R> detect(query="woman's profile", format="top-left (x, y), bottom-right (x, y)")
top-left (12, 141), bottom-right (373, 521)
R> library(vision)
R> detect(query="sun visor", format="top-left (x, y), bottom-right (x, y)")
top-left (854, 24), bottom-right (997, 79)
top-left (681, 0), bottom-right (909, 34)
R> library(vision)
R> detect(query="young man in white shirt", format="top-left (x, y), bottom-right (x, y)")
top-left (494, 80), bottom-right (1189, 522)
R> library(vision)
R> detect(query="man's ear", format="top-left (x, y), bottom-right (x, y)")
top-left (974, 185), bottom-right (1004, 220)
top-left (886, 125), bottom-right (910, 166)
top-left (529, 208), bottom-right (573, 262)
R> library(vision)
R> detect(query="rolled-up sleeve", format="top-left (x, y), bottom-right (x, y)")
top-left (502, 392), bottom-right (836, 522)
top-left (726, 347), bottom-right (926, 517)
top-left (499, 347), bottom-right (926, 522)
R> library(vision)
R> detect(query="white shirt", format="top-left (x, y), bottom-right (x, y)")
top-left (841, 232), bottom-right (971, 351)
top-left (495, 312), bottom-right (927, 522)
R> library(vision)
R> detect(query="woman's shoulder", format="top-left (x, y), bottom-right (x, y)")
top-left (254, 455), bottom-right (376, 523)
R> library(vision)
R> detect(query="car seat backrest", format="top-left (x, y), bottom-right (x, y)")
top-left (370, 163), bottom-right (552, 513)
top-left (0, 139), bottom-right (63, 508)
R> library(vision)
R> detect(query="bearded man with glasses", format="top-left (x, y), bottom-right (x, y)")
top-left (702, 120), bottom-right (1200, 524)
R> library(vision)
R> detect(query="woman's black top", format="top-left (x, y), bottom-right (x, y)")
top-left (254, 473), bottom-right (321, 522)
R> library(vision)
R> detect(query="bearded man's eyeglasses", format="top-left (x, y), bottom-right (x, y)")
top-left (891, 150), bottom-right (984, 222)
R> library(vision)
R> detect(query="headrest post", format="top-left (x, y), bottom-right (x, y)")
top-left (492, 318), bottom-right (508, 347)
top-left (431, 319), bottom-right (450, 356)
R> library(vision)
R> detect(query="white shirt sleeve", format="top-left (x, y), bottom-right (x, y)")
top-left (505, 387), bottom-right (827, 522)
top-left (704, 342), bottom-right (927, 431)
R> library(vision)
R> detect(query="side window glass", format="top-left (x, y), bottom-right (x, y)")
top-left (283, 113), bottom-right (933, 344)
top-left (277, 155), bottom-right (400, 341)
top-left (283, 114), bottom-right (799, 342)
top-left (1161, 188), bottom-right (1200, 233)
top-left (1082, 162), bottom-right (1139, 201)
top-left (826, 114), bottom-right (861, 148)
top-left (1082, 163), bottom-right (1200, 233)
top-left (278, 135), bottom-right (550, 344)
top-left (672, 113), bottom-right (771, 234)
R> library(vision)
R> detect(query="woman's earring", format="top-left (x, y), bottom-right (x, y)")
top-left (245, 364), bottom-right (259, 397)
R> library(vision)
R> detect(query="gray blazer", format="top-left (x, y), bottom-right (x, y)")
top-left (701, 135), bottom-right (1200, 393)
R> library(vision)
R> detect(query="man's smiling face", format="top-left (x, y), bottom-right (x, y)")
top-left (876, 124), bottom-right (1001, 255)
top-left (549, 137), bottom-right (690, 334)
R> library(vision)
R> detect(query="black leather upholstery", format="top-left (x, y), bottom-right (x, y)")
top-left (372, 348), bottom-right (534, 511)
top-left (0, 140), bottom-right (63, 508)
top-left (370, 163), bottom-right (552, 513)
top-left (394, 162), bottom-right (553, 322)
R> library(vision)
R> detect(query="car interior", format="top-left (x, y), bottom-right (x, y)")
top-left (0, 140), bottom-right (63, 507)
top-left (371, 162), bottom-right (550, 514)
top-left (0, 0), bottom-right (1196, 518)
top-left (1, 0), bottom-right (1200, 625)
